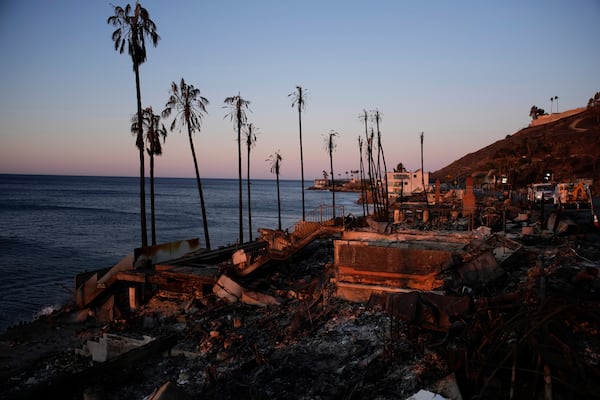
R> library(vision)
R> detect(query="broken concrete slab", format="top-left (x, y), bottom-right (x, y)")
top-left (213, 274), bottom-right (282, 307)
top-left (81, 333), bottom-right (155, 362)
top-left (213, 275), bottom-right (243, 303)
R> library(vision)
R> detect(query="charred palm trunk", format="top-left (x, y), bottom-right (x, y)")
top-left (149, 153), bottom-right (156, 245)
top-left (330, 147), bottom-right (336, 220)
top-left (377, 126), bottom-right (389, 221)
top-left (247, 145), bottom-right (252, 242)
top-left (367, 129), bottom-right (381, 219)
top-left (276, 170), bottom-right (282, 230)
top-left (359, 144), bottom-right (367, 216)
top-left (188, 125), bottom-right (211, 250)
top-left (361, 113), bottom-right (370, 216)
top-left (237, 114), bottom-right (244, 244)
top-left (298, 107), bottom-right (305, 221)
top-left (133, 62), bottom-right (148, 248)
top-left (420, 132), bottom-right (425, 196)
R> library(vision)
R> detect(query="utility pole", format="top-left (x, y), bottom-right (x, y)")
top-left (420, 132), bottom-right (425, 193)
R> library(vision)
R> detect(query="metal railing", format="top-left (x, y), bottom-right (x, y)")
top-left (303, 204), bottom-right (346, 225)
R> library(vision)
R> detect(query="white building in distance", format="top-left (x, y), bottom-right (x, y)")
top-left (387, 166), bottom-right (429, 198)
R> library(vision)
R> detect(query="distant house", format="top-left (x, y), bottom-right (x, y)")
top-left (312, 178), bottom-right (328, 189)
top-left (387, 168), bottom-right (429, 198)
top-left (312, 178), bottom-right (349, 189)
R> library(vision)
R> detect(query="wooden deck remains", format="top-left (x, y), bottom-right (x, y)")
top-left (74, 206), bottom-right (346, 310)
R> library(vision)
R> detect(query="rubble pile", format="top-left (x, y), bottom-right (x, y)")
top-left (1, 203), bottom-right (599, 399)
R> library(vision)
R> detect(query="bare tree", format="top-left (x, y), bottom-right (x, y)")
top-left (359, 110), bottom-right (371, 215)
top-left (372, 109), bottom-right (389, 220)
top-left (357, 136), bottom-right (367, 216)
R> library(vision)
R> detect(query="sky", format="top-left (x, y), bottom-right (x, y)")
top-left (0, 0), bottom-right (599, 180)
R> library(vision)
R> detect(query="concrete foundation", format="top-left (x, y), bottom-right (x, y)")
top-left (334, 231), bottom-right (471, 302)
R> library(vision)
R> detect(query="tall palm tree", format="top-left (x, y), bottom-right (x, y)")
top-left (289, 86), bottom-right (308, 220)
top-left (554, 96), bottom-right (559, 113)
top-left (162, 78), bottom-right (211, 249)
top-left (324, 130), bottom-right (339, 220)
top-left (550, 97), bottom-right (554, 115)
top-left (267, 151), bottom-right (283, 230)
top-left (131, 106), bottom-right (166, 246)
top-left (224, 93), bottom-right (251, 245)
top-left (244, 123), bottom-right (258, 241)
top-left (108, 2), bottom-right (160, 249)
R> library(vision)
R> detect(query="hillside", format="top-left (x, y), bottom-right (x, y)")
top-left (430, 106), bottom-right (600, 194)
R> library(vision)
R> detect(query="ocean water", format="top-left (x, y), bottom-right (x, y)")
top-left (0, 174), bottom-right (362, 333)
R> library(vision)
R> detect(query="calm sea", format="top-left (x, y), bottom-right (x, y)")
top-left (0, 174), bottom-right (362, 333)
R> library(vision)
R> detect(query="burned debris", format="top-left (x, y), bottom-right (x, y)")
top-left (1, 185), bottom-right (599, 400)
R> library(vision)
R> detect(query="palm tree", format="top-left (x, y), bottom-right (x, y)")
top-left (267, 151), bottom-right (283, 230)
top-left (244, 123), bottom-right (258, 241)
top-left (289, 86), bottom-right (308, 220)
top-left (108, 2), bottom-right (160, 248)
top-left (162, 78), bottom-right (211, 249)
top-left (554, 96), bottom-right (559, 113)
top-left (550, 97), bottom-right (554, 115)
top-left (224, 93), bottom-right (251, 245)
top-left (131, 106), bottom-right (166, 246)
top-left (324, 130), bottom-right (339, 220)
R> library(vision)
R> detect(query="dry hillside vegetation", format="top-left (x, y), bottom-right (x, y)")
top-left (431, 106), bottom-right (600, 193)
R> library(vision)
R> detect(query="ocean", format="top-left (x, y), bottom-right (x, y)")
top-left (0, 174), bottom-right (362, 333)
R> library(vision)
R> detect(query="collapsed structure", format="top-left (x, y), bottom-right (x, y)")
top-left (1, 178), bottom-right (599, 400)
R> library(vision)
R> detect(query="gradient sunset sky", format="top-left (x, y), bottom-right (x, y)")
top-left (1, 0), bottom-right (598, 180)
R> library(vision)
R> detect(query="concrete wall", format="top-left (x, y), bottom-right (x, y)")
top-left (529, 107), bottom-right (586, 127)
top-left (334, 235), bottom-right (466, 302)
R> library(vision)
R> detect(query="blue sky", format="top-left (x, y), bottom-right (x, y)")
top-left (1, 0), bottom-right (598, 179)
